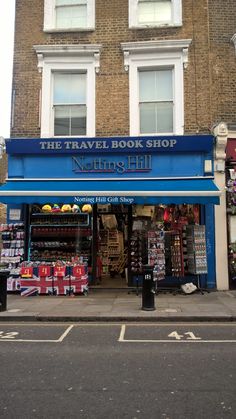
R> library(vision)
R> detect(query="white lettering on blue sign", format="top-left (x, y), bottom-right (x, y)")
top-left (74, 196), bottom-right (135, 204)
top-left (146, 139), bottom-right (177, 148)
top-left (39, 138), bottom-right (178, 152)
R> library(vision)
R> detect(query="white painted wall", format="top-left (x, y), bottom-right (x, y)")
top-left (214, 172), bottom-right (229, 290)
top-left (214, 123), bottom-right (229, 290)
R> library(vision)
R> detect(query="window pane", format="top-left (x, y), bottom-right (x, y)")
top-left (54, 105), bottom-right (86, 136)
top-left (56, 5), bottom-right (87, 28)
top-left (138, 0), bottom-right (171, 24)
top-left (71, 106), bottom-right (86, 135)
top-left (54, 106), bottom-right (70, 136)
top-left (140, 103), bottom-right (156, 133)
top-left (139, 69), bottom-right (172, 102)
top-left (54, 73), bottom-right (86, 105)
top-left (140, 102), bottom-right (173, 133)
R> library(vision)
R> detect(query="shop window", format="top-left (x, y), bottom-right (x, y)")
top-left (44, 0), bottom-right (95, 32)
top-left (121, 39), bottom-right (191, 136)
top-left (34, 44), bottom-right (101, 138)
top-left (129, 0), bottom-right (182, 28)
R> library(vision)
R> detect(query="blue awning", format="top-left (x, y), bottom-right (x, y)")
top-left (0, 178), bottom-right (220, 205)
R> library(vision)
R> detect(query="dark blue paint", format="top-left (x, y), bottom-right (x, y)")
top-left (6, 135), bottom-right (214, 155)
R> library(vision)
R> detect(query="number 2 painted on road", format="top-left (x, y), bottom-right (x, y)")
top-left (0, 331), bottom-right (19, 339)
top-left (168, 331), bottom-right (201, 340)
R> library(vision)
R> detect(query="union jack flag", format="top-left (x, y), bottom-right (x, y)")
top-left (53, 275), bottom-right (88, 295)
top-left (20, 274), bottom-right (89, 296)
top-left (20, 275), bottom-right (54, 296)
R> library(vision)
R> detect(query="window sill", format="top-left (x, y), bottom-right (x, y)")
top-left (129, 23), bottom-right (182, 29)
top-left (43, 27), bottom-right (95, 33)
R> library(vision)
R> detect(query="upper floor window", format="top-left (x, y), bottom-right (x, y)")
top-left (53, 72), bottom-right (87, 136)
top-left (121, 39), bottom-right (191, 136)
top-left (129, 0), bottom-right (182, 28)
top-left (34, 44), bottom-right (102, 137)
top-left (44, 0), bottom-right (95, 32)
top-left (139, 68), bottom-right (173, 134)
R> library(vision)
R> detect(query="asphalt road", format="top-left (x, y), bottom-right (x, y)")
top-left (0, 323), bottom-right (236, 419)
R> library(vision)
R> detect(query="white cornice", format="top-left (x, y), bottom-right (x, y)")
top-left (121, 39), bottom-right (192, 71)
top-left (231, 34), bottom-right (236, 53)
top-left (33, 44), bottom-right (102, 73)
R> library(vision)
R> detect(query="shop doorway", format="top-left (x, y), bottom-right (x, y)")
top-left (94, 204), bottom-right (130, 288)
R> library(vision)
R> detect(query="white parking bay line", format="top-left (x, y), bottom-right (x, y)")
top-left (118, 324), bottom-right (126, 342)
top-left (118, 324), bottom-right (236, 343)
top-left (57, 325), bottom-right (74, 342)
top-left (0, 325), bottom-right (74, 343)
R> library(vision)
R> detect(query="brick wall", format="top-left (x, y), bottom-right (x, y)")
top-left (0, 155), bottom-right (7, 185)
top-left (209, 0), bottom-right (236, 125)
top-left (11, 0), bottom-right (235, 138)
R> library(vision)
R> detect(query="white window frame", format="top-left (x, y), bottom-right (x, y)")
top-left (129, 0), bottom-right (182, 29)
top-left (34, 45), bottom-right (102, 138)
top-left (44, 0), bottom-right (95, 32)
top-left (121, 40), bottom-right (191, 136)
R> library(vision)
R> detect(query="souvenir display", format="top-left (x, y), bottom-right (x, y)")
top-left (130, 230), bottom-right (147, 274)
top-left (29, 208), bottom-right (92, 264)
top-left (186, 225), bottom-right (208, 274)
top-left (147, 230), bottom-right (165, 281)
top-left (165, 231), bottom-right (184, 277)
top-left (0, 223), bottom-right (25, 291)
top-left (20, 260), bottom-right (89, 296)
top-left (0, 202), bottom-right (207, 295)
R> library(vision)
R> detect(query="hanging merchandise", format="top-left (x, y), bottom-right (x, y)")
top-left (130, 230), bottom-right (148, 274)
top-left (0, 223), bottom-right (25, 291)
top-left (227, 179), bottom-right (236, 214)
top-left (186, 225), bottom-right (208, 274)
top-left (165, 231), bottom-right (184, 277)
top-left (147, 230), bottom-right (165, 281)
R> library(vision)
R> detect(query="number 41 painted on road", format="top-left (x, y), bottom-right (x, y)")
top-left (168, 331), bottom-right (201, 340)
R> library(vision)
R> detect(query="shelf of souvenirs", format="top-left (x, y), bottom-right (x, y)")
top-left (31, 241), bottom-right (76, 250)
top-left (31, 227), bottom-right (92, 238)
top-left (30, 212), bottom-right (90, 226)
top-left (0, 223), bottom-right (25, 239)
top-left (30, 247), bottom-right (91, 260)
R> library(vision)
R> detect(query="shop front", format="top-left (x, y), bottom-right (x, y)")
top-left (0, 135), bottom-right (220, 294)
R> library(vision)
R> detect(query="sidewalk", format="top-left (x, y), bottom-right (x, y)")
top-left (1, 288), bottom-right (236, 322)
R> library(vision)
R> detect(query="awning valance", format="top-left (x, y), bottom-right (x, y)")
top-left (0, 178), bottom-right (220, 205)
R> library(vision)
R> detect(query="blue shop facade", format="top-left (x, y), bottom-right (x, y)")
top-left (0, 135), bottom-right (220, 290)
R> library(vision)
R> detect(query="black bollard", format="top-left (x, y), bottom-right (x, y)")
top-left (142, 265), bottom-right (156, 311)
top-left (0, 269), bottom-right (9, 312)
